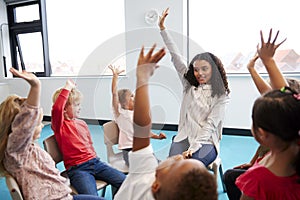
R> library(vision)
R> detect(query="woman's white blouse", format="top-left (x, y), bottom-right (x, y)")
top-left (160, 29), bottom-right (230, 154)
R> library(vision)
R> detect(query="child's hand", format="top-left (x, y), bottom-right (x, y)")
top-left (9, 68), bottom-right (40, 87)
top-left (159, 8), bottom-right (169, 30)
top-left (233, 163), bottom-right (253, 170)
top-left (257, 29), bottom-right (286, 63)
top-left (158, 132), bottom-right (166, 139)
top-left (64, 79), bottom-right (76, 91)
top-left (247, 53), bottom-right (259, 71)
top-left (108, 65), bottom-right (125, 76)
top-left (136, 44), bottom-right (165, 83)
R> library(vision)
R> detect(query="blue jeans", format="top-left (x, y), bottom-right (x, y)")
top-left (67, 158), bottom-right (126, 196)
top-left (73, 194), bottom-right (106, 200)
top-left (169, 137), bottom-right (217, 166)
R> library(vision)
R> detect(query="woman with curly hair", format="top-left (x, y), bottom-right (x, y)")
top-left (158, 8), bottom-right (230, 166)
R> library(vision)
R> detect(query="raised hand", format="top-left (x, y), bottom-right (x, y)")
top-left (9, 67), bottom-right (40, 107)
top-left (247, 53), bottom-right (259, 71)
top-left (108, 65), bottom-right (125, 76)
top-left (64, 79), bottom-right (76, 91)
top-left (9, 68), bottom-right (40, 87)
top-left (257, 29), bottom-right (288, 90)
top-left (158, 8), bottom-right (169, 30)
top-left (257, 29), bottom-right (286, 62)
top-left (136, 44), bottom-right (166, 83)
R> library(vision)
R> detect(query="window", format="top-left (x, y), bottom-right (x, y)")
top-left (5, 0), bottom-right (125, 77)
top-left (46, 0), bottom-right (125, 76)
top-left (188, 0), bottom-right (300, 74)
top-left (6, 0), bottom-right (50, 77)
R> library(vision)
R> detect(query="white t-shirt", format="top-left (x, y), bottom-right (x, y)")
top-left (114, 145), bottom-right (158, 200)
top-left (114, 107), bottom-right (134, 149)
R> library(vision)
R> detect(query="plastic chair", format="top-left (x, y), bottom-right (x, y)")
top-left (207, 156), bottom-right (227, 192)
top-left (43, 135), bottom-right (108, 196)
top-left (5, 173), bottom-right (24, 200)
top-left (103, 121), bottom-right (129, 174)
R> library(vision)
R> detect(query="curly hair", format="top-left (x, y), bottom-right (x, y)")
top-left (184, 52), bottom-right (230, 97)
top-left (164, 168), bottom-right (218, 200)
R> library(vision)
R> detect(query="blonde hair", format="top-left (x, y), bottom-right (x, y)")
top-left (118, 89), bottom-right (131, 108)
top-left (52, 88), bottom-right (82, 106)
top-left (0, 95), bottom-right (26, 175)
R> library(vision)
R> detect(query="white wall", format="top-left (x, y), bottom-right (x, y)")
top-left (1, 0), bottom-right (299, 129)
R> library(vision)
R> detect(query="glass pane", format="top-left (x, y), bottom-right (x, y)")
top-left (17, 32), bottom-right (44, 72)
top-left (15, 4), bottom-right (40, 23)
top-left (47, 0), bottom-right (125, 76)
top-left (189, 0), bottom-right (300, 74)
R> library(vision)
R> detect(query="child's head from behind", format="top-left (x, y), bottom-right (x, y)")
top-left (0, 95), bottom-right (26, 174)
top-left (152, 155), bottom-right (217, 200)
top-left (52, 88), bottom-right (82, 119)
top-left (252, 87), bottom-right (300, 144)
top-left (118, 89), bottom-right (134, 110)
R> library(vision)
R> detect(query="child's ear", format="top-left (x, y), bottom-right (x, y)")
top-left (151, 181), bottom-right (161, 194)
top-left (257, 127), bottom-right (269, 140)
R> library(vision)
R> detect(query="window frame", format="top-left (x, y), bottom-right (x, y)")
top-left (6, 0), bottom-right (51, 77)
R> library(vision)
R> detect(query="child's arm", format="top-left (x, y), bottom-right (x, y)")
top-left (108, 65), bottom-right (124, 117)
top-left (150, 132), bottom-right (166, 140)
top-left (247, 54), bottom-right (272, 94)
top-left (132, 45), bottom-right (166, 152)
top-left (258, 29), bottom-right (288, 90)
top-left (6, 68), bottom-right (41, 153)
top-left (9, 68), bottom-right (40, 107)
top-left (51, 79), bottom-right (75, 132)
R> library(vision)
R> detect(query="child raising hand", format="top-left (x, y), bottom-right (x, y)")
top-left (109, 64), bottom-right (166, 166)
top-left (0, 68), bottom-right (104, 200)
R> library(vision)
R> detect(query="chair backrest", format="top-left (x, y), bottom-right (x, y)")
top-left (43, 135), bottom-right (108, 196)
top-left (43, 135), bottom-right (63, 164)
top-left (103, 121), bottom-right (119, 146)
top-left (5, 173), bottom-right (24, 200)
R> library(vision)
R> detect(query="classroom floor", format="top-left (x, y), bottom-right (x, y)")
top-left (0, 124), bottom-right (259, 200)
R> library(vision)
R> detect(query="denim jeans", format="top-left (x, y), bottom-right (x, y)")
top-left (67, 158), bottom-right (126, 196)
top-left (169, 137), bottom-right (217, 166)
top-left (73, 194), bottom-right (106, 200)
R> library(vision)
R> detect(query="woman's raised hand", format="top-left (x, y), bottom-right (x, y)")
top-left (158, 8), bottom-right (169, 30)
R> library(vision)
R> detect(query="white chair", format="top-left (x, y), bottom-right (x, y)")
top-left (207, 156), bottom-right (226, 192)
top-left (43, 135), bottom-right (108, 196)
top-left (103, 121), bottom-right (129, 174)
top-left (5, 173), bottom-right (24, 200)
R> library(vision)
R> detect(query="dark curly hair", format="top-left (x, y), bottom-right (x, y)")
top-left (184, 52), bottom-right (230, 97)
top-left (164, 168), bottom-right (218, 200)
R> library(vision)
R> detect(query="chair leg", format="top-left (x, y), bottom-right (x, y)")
top-left (100, 186), bottom-right (106, 197)
top-left (219, 164), bottom-right (227, 193)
